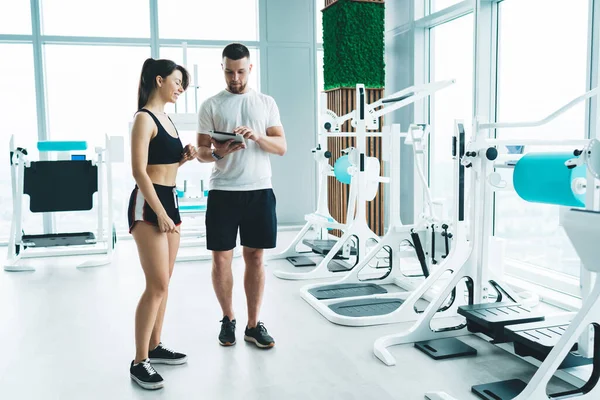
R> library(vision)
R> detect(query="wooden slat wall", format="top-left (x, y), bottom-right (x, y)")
top-left (326, 87), bottom-right (384, 236)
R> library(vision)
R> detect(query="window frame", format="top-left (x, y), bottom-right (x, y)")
top-left (0, 0), bottom-right (262, 241)
top-left (414, 0), bottom-right (599, 302)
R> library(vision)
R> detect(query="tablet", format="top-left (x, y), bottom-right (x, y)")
top-left (209, 130), bottom-right (245, 144)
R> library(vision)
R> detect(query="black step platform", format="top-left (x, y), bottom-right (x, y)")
top-left (457, 302), bottom-right (545, 343)
top-left (504, 316), bottom-right (592, 369)
top-left (286, 256), bottom-right (316, 267)
top-left (329, 298), bottom-right (404, 317)
top-left (302, 239), bottom-right (357, 258)
top-left (471, 379), bottom-right (527, 400)
top-left (308, 283), bottom-right (387, 300)
top-left (327, 259), bottom-right (353, 272)
top-left (21, 232), bottom-right (96, 247)
top-left (285, 255), bottom-right (353, 272)
top-left (328, 297), bottom-right (429, 317)
top-left (415, 338), bottom-right (477, 360)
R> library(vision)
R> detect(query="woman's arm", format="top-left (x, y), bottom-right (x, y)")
top-left (179, 144), bottom-right (198, 166)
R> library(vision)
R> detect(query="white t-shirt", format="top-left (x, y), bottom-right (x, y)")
top-left (197, 88), bottom-right (282, 191)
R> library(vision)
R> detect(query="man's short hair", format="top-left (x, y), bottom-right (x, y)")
top-left (222, 43), bottom-right (250, 61)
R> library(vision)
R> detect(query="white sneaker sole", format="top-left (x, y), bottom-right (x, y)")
top-left (149, 356), bottom-right (188, 365)
top-left (130, 374), bottom-right (164, 390)
top-left (244, 335), bottom-right (275, 348)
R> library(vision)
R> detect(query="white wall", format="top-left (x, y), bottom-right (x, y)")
top-left (259, 0), bottom-right (317, 225)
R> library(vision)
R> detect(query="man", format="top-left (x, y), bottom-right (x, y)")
top-left (196, 43), bottom-right (287, 349)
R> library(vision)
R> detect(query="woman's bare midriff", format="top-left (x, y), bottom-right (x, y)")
top-left (146, 163), bottom-right (179, 186)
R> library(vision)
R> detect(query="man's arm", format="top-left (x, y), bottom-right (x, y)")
top-left (197, 133), bottom-right (247, 162)
top-left (233, 125), bottom-right (286, 156)
top-left (234, 98), bottom-right (286, 156)
top-left (196, 133), bottom-right (214, 163)
top-left (257, 98), bottom-right (286, 156)
top-left (256, 126), bottom-right (287, 156)
top-left (196, 100), bottom-right (216, 163)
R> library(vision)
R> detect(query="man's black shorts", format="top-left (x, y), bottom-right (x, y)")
top-left (205, 189), bottom-right (277, 251)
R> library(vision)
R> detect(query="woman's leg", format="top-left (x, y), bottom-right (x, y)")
top-left (132, 223), bottom-right (170, 364)
top-left (149, 227), bottom-right (181, 349)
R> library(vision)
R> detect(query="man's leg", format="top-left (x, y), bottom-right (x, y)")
top-left (243, 247), bottom-right (265, 328)
top-left (239, 189), bottom-right (277, 348)
top-left (212, 250), bottom-right (235, 320)
top-left (205, 190), bottom-right (242, 346)
top-left (242, 246), bottom-right (274, 348)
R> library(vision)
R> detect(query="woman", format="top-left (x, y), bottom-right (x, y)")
top-left (128, 58), bottom-right (197, 390)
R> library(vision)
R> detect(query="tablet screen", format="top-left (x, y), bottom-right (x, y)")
top-left (209, 130), bottom-right (245, 144)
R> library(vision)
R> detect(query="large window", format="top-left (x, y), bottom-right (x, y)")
top-left (44, 45), bottom-right (151, 142)
top-left (44, 45), bottom-right (151, 234)
top-left (494, 0), bottom-right (589, 279)
top-left (40, 0), bottom-right (150, 37)
top-left (0, 44), bottom-right (42, 239)
top-left (429, 14), bottom-right (474, 221)
top-left (430, 0), bottom-right (464, 14)
top-left (0, 0), bottom-right (31, 34)
top-left (0, 0), bottom-right (263, 239)
top-left (158, 0), bottom-right (258, 41)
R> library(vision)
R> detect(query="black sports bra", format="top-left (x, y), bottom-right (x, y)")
top-left (137, 109), bottom-right (184, 165)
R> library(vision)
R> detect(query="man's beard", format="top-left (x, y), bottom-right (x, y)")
top-left (228, 82), bottom-right (246, 94)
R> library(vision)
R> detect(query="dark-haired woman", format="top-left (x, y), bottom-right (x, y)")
top-left (128, 58), bottom-right (197, 390)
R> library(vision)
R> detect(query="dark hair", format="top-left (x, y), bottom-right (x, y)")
top-left (222, 43), bottom-right (250, 61)
top-left (137, 58), bottom-right (190, 110)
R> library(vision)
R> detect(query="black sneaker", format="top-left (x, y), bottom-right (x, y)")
top-left (130, 359), bottom-right (164, 390)
top-left (219, 316), bottom-right (236, 346)
top-left (148, 342), bottom-right (188, 365)
top-left (244, 321), bottom-right (275, 349)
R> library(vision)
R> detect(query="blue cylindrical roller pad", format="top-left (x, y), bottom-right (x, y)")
top-left (334, 155), bottom-right (352, 184)
top-left (37, 141), bottom-right (88, 152)
top-left (513, 152), bottom-right (585, 207)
